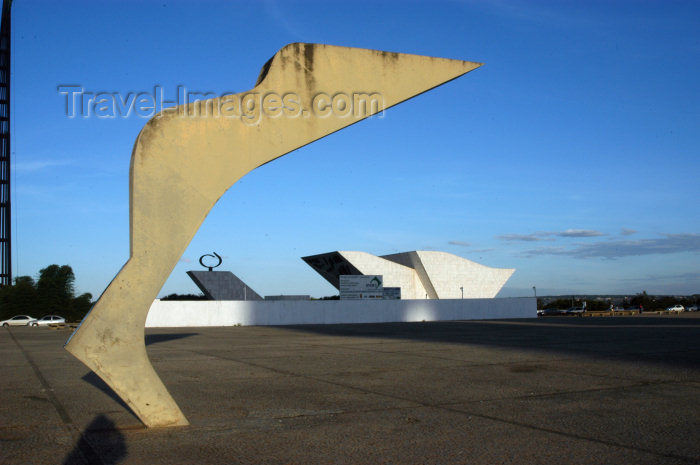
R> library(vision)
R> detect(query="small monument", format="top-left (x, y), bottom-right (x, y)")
top-left (187, 252), bottom-right (262, 301)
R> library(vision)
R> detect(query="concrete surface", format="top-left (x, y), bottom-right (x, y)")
top-left (2, 314), bottom-right (699, 464)
top-left (145, 297), bottom-right (535, 327)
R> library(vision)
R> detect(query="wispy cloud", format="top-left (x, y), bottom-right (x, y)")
top-left (447, 241), bottom-right (493, 254)
top-left (470, 248), bottom-right (495, 254)
top-left (15, 159), bottom-right (73, 173)
top-left (557, 229), bottom-right (606, 238)
top-left (659, 271), bottom-right (700, 281)
top-left (613, 271), bottom-right (700, 295)
top-left (523, 233), bottom-right (700, 259)
top-left (263, 0), bottom-right (305, 38)
top-left (621, 228), bottom-right (637, 236)
top-left (460, 0), bottom-right (602, 30)
top-left (498, 229), bottom-right (606, 241)
top-left (522, 246), bottom-right (568, 255)
top-left (618, 271), bottom-right (700, 283)
top-left (497, 232), bottom-right (554, 242)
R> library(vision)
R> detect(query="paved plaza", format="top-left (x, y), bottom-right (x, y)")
top-left (2, 314), bottom-right (699, 464)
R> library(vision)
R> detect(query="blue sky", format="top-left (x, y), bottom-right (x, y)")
top-left (9, 0), bottom-right (700, 298)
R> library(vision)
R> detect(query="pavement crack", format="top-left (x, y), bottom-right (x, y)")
top-left (434, 379), bottom-right (678, 406)
top-left (6, 327), bottom-right (74, 426)
top-left (443, 403), bottom-right (699, 464)
top-left (5, 328), bottom-right (110, 465)
top-left (185, 345), bottom-right (698, 463)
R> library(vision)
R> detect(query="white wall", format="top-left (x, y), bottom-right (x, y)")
top-left (145, 298), bottom-right (535, 327)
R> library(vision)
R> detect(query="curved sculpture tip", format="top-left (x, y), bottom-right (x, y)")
top-left (66, 42), bottom-right (482, 428)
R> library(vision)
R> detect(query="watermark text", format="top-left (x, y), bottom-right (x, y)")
top-left (57, 85), bottom-right (384, 124)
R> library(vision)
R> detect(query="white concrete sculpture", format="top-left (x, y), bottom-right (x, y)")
top-left (64, 43), bottom-right (482, 428)
top-left (303, 251), bottom-right (514, 299)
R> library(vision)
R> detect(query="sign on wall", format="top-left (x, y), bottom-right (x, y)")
top-left (340, 275), bottom-right (383, 300)
top-left (383, 287), bottom-right (401, 300)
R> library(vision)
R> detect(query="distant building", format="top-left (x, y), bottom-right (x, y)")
top-left (264, 295), bottom-right (310, 301)
top-left (302, 251), bottom-right (514, 299)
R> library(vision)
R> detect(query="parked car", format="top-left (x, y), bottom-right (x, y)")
top-left (687, 305), bottom-right (699, 312)
top-left (666, 305), bottom-right (685, 312)
top-left (31, 315), bottom-right (66, 327)
top-left (566, 307), bottom-right (586, 315)
top-left (537, 308), bottom-right (566, 316)
top-left (1, 315), bottom-right (38, 327)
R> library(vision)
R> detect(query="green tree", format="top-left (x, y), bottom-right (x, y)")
top-left (12, 276), bottom-right (39, 314)
top-left (160, 293), bottom-right (207, 301)
top-left (0, 276), bottom-right (38, 319)
top-left (630, 291), bottom-right (652, 311)
top-left (1, 265), bottom-right (93, 322)
top-left (71, 292), bottom-right (94, 321)
top-left (36, 265), bottom-right (75, 316)
top-left (543, 298), bottom-right (575, 310)
top-left (585, 300), bottom-right (610, 312)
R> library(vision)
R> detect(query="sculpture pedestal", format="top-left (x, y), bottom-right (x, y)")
top-left (187, 270), bottom-right (262, 301)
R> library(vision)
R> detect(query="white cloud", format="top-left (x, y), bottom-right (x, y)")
top-left (497, 229), bottom-right (605, 241)
top-left (496, 232), bottom-right (553, 242)
top-left (469, 248), bottom-right (495, 254)
top-left (524, 233), bottom-right (700, 259)
top-left (557, 229), bottom-right (606, 238)
top-left (14, 159), bottom-right (73, 173)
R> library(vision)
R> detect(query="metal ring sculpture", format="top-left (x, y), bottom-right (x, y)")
top-left (199, 252), bottom-right (222, 271)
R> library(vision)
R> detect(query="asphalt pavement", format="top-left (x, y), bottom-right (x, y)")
top-left (2, 314), bottom-right (699, 464)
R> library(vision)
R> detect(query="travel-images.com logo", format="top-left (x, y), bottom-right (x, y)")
top-left (58, 85), bottom-right (385, 124)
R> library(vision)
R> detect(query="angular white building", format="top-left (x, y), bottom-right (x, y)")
top-left (302, 251), bottom-right (514, 299)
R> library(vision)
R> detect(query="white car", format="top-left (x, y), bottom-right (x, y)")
top-left (31, 315), bottom-right (66, 327)
top-left (666, 305), bottom-right (685, 312)
top-left (1, 315), bottom-right (38, 327)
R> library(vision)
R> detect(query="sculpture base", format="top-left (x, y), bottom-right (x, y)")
top-left (187, 271), bottom-right (263, 301)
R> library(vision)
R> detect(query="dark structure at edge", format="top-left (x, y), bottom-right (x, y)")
top-left (0, 0), bottom-right (11, 286)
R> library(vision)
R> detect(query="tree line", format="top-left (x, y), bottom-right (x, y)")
top-left (539, 291), bottom-right (699, 312)
top-left (0, 265), bottom-right (93, 322)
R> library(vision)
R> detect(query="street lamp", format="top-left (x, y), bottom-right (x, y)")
top-left (533, 286), bottom-right (536, 298)
top-left (460, 286), bottom-right (464, 299)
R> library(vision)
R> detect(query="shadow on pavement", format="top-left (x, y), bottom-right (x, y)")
top-left (75, 333), bottom-right (196, 422)
top-left (145, 332), bottom-right (198, 346)
top-left (275, 317), bottom-right (700, 369)
top-left (81, 372), bottom-right (138, 421)
top-left (62, 415), bottom-right (127, 465)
